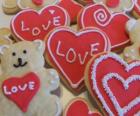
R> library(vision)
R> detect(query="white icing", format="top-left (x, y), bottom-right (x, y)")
top-left (32, 27), bottom-right (41, 36)
top-left (11, 5), bottom-right (70, 41)
top-left (80, 3), bottom-right (131, 49)
top-left (90, 43), bottom-right (100, 56)
top-left (94, 8), bottom-right (109, 27)
top-left (91, 53), bottom-right (140, 115)
top-left (49, 10), bottom-right (55, 14)
top-left (53, 16), bottom-right (61, 26)
top-left (126, 19), bottom-right (137, 32)
top-left (47, 27), bottom-right (111, 88)
top-left (103, 73), bottom-right (140, 115)
top-left (56, 41), bottom-right (65, 57)
top-left (21, 21), bottom-right (30, 31)
top-left (78, 52), bottom-right (89, 65)
top-left (0, 45), bottom-right (9, 55)
top-left (134, 0), bottom-right (140, 12)
top-left (3, 81), bottom-right (36, 95)
top-left (66, 48), bottom-right (76, 63)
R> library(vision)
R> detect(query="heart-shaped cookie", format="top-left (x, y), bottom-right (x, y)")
top-left (85, 53), bottom-right (140, 115)
top-left (78, 4), bottom-right (130, 50)
top-left (45, 27), bottom-right (111, 93)
top-left (2, 72), bottom-right (40, 112)
top-left (11, 5), bottom-right (70, 41)
top-left (132, 0), bottom-right (140, 18)
top-left (64, 98), bottom-right (101, 116)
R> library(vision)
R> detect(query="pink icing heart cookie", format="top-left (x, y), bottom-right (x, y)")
top-left (78, 4), bottom-right (130, 50)
top-left (57, 0), bottom-right (83, 23)
top-left (64, 98), bottom-right (101, 116)
top-left (11, 5), bottom-right (70, 41)
top-left (45, 27), bottom-right (111, 94)
top-left (93, 0), bottom-right (134, 13)
top-left (132, 0), bottom-right (140, 19)
top-left (2, 72), bottom-right (40, 112)
top-left (85, 53), bottom-right (140, 115)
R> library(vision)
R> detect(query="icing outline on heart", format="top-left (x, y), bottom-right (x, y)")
top-left (103, 73), bottom-right (140, 115)
top-left (91, 53), bottom-right (140, 115)
top-left (134, 0), bottom-right (140, 13)
top-left (47, 27), bottom-right (110, 88)
top-left (11, 5), bottom-right (70, 40)
top-left (80, 3), bottom-right (130, 49)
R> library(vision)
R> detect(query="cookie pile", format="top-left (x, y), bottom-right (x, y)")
top-left (1, 0), bottom-right (140, 116)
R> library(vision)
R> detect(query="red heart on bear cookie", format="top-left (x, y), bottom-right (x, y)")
top-left (46, 27), bottom-right (110, 93)
top-left (2, 72), bottom-right (40, 112)
top-left (87, 53), bottom-right (140, 115)
top-left (78, 4), bottom-right (130, 50)
top-left (65, 98), bottom-right (101, 116)
top-left (11, 5), bottom-right (69, 41)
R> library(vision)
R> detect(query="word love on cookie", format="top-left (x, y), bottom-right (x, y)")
top-left (11, 5), bottom-right (70, 41)
top-left (45, 27), bottom-right (110, 93)
top-left (87, 53), bottom-right (140, 115)
top-left (2, 73), bottom-right (40, 112)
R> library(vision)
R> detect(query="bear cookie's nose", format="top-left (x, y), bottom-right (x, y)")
top-left (13, 58), bottom-right (28, 68)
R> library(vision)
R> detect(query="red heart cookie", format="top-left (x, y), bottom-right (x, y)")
top-left (64, 98), bottom-right (101, 116)
top-left (78, 4), bottom-right (130, 50)
top-left (45, 27), bottom-right (111, 93)
top-left (57, 0), bottom-right (83, 23)
top-left (86, 53), bottom-right (140, 115)
top-left (2, 72), bottom-right (40, 112)
top-left (11, 5), bottom-right (70, 41)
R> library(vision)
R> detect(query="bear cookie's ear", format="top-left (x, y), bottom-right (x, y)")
top-left (33, 40), bottom-right (45, 53)
top-left (0, 45), bottom-right (9, 55)
top-left (126, 19), bottom-right (137, 32)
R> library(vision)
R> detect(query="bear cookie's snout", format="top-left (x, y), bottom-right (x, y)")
top-left (13, 57), bottom-right (28, 68)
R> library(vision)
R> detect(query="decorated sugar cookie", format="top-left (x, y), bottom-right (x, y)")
top-left (0, 28), bottom-right (13, 45)
top-left (2, 0), bottom-right (58, 14)
top-left (85, 53), bottom-right (140, 115)
top-left (64, 98), bottom-right (101, 116)
top-left (57, 0), bottom-right (84, 23)
top-left (0, 40), bottom-right (61, 116)
top-left (78, 4), bottom-right (130, 50)
top-left (123, 19), bottom-right (140, 62)
top-left (45, 27), bottom-right (111, 94)
top-left (11, 5), bottom-right (70, 41)
top-left (132, 0), bottom-right (140, 19)
top-left (93, 0), bottom-right (134, 13)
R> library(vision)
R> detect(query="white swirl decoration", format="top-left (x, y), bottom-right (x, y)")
top-left (94, 8), bottom-right (110, 26)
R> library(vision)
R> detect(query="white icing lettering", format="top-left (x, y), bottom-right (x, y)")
top-left (56, 41), bottom-right (65, 57)
top-left (28, 81), bottom-right (35, 90)
top-left (21, 21), bottom-right (30, 31)
top-left (11, 86), bottom-right (18, 93)
top-left (53, 16), bottom-right (61, 26)
top-left (18, 84), bottom-right (27, 91)
top-left (78, 52), bottom-right (89, 65)
top-left (3, 86), bottom-right (11, 95)
top-left (90, 43), bottom-right (99, 56)
top-left (66, 48), bottom-right (76, 63)
top-left (32, 27), bottom-right (41, 36)
top-left (42, 21), bottom-right (51, 31)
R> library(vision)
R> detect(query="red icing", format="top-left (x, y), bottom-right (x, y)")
top-left (106, 0), bottom-right (120, 8)
top-left (133, 0), bottom-right (140, 16)
top-left (88, 53), bottom-right (140, 115)
top-left (2, 72), bottom-right (40, 112)
top-left (32, 0), bottom-right (44, 5)
top-left (11, 5), bottom-right (69, 41)
top-left (46, 27), bottom-right (110, 92)
top-left (78, 4), bottom-right (130, 50)
top-left (58, 0), bottom-right (83, 23)
top-left (65, 99), bottom-right (101, 116)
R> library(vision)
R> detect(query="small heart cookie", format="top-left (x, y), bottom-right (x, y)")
top-left (64, 98), bottom-right (101, 116)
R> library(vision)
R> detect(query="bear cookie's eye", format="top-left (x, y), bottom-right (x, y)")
top-left (23, 50), bottom-right (27, 54)
top-left (12, 52), bottom-right (16, 56)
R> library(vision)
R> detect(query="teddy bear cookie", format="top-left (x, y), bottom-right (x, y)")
top-left (85, 52), bottom-right (140, 115)
top-left (2, 0), bottom-right (58, 14)
top-left (93, 0), bottom-right (134, 13)
top-left (123, 19), bottom-right (140, 62)
top-left (64, 98), bottom-right (101, 116)
top-left (0, 40), bottom-right (62, 116)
